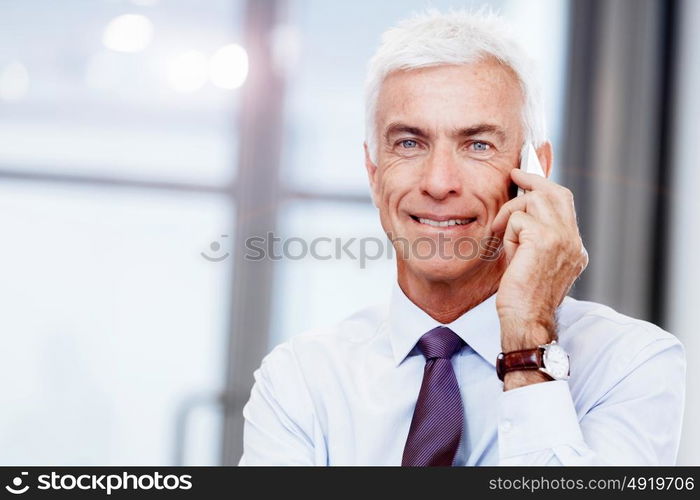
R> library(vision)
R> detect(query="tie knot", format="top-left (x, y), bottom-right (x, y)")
top-left (417, 326), bottom-right (465, 360)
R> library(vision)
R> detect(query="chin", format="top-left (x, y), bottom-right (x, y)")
top-left (405, 257), bottom-right (479, 283)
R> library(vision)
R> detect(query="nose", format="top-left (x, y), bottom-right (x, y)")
top-left (419, 146), bottom-right (463, 200)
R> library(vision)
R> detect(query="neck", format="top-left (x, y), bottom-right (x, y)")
top-left (397, 256), bottom-right (506, 324)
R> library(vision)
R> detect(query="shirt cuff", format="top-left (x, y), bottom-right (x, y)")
top-left (498, 380), bottom-right (585, 459)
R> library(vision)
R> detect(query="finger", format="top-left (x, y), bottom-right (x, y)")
top-left (501, 210), bottom-right (533, 264)
top-left (492, 196), bottom-right (527, 234)
top-left (509, 169), bottom-right (578, 223)
top-left (502, 210), bottom-right (539, 246)
top-left (511, 167), bottom-right (557, 193)
top-left (492, 191), bottom-right (558, 234)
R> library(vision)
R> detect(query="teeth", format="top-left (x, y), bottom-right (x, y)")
top-left (417, 217), bottom-right (472, 227)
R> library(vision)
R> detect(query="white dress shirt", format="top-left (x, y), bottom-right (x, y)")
top-left (239, 282), bottom-right (686, 465)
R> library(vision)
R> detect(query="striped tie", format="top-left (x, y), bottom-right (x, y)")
top-left (402, 326), bottom-right (465, 466)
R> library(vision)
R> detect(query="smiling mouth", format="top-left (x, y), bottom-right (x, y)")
top-left (409, 215), bottom-right (477, 228)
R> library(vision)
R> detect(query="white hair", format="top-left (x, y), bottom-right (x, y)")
top-left (364, 8), bottom-right (546, 163)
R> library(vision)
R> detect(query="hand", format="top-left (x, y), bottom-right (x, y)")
top-left (491, 168), bottom-right (588, 353)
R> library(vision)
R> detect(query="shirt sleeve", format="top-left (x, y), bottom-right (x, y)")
top-left (238, 342), bottom-right (327, 465)
top-left (498, 337), bottom-right (686, 465)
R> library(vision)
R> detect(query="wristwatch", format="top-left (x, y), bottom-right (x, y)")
top-left (496, 340), bottom-right (570, 381)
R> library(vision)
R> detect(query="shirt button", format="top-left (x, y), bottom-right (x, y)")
top-left (500, 420), bottom-right (512, 432)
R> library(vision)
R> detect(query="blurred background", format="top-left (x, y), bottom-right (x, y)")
top-left (0, 0), bottom-right (697, 465)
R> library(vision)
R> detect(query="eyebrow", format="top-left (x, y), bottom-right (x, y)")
top-left (383, 122), bottom-right (507, 143)
top-left (383, 123), bottom-right (430, 143)
top-left (454, 123), bottom-right (507, 143)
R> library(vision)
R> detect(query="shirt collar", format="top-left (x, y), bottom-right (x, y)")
top-left (388, 280), bottom-right (502, 367)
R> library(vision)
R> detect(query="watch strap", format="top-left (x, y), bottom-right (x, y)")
top-left (496, 347), bottom-right (544, 381)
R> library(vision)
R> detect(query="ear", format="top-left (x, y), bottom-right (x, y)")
top-left (535, 141), bottom-right (554, 179)
top-left (363, 142), bottom-right (380, 207)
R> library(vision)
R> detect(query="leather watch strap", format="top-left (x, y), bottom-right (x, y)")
top-left (496, 347), bottom-right (544, 381)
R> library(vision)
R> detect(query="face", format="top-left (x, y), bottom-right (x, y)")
top-left (365, 60), bottom-right (525, 284)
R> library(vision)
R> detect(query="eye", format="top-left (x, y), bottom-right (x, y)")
top-left (398, 139), bottom-right (419, 149)
top-left (470, 141), bottom-right (491, 152)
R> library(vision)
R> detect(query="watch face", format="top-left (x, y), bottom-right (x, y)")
top-left (543, 344), bottom-right (570, 379)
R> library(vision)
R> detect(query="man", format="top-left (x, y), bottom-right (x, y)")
top-left (239, 10), bottom-right (685, 465)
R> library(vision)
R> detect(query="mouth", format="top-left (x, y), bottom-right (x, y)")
top-left (409, 214), bottom-right (477, 228)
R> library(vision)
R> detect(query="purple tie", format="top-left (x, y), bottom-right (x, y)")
top-left (402, 326), bottom-right (465, 466)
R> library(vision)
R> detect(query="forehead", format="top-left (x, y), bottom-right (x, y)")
top-left (376, 60), bottom-right (524, 135)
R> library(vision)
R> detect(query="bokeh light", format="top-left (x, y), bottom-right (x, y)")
top-left (209, 44), bottom-right (249, 90)
top-left (102, 14), bottom-right (154, 53)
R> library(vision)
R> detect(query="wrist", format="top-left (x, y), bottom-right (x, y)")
top-left (503, 368), bottom-right (552, 391)
top-left (496, 302), bottom-right (556, 327)
top-left (499, 315), bottom-right (556, 352)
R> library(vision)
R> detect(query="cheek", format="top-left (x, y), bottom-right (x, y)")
top-left (492, 173), bottom-right (512, 202)
top-left (472, 169), bottom-right (513, 216)
top-left (376, 162), bottom-right (418, 209)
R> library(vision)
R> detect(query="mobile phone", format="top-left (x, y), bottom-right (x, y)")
top-left (516, 143), bottom-right (545, 197)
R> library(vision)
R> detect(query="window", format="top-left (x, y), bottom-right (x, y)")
top-left (0, 0), bottom-right (243, 465)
